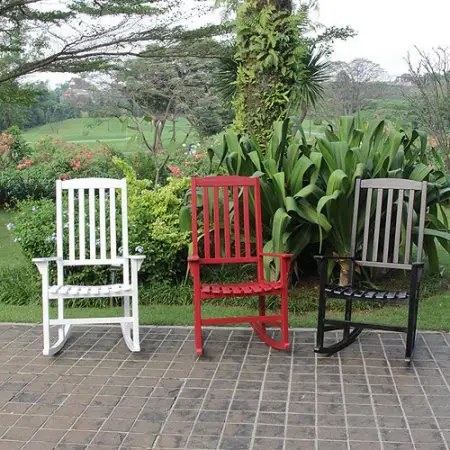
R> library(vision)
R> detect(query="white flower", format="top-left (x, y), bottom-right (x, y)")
top-left (118, 246), bottom-right (123, 255)
top-left (96, 239), bottom-right (101, 247)
top-left (135, 245), bottom-right (144, 254)
top-left (182, 144), bottom-right (186, 147)
top-left (31, 206), bottom-right (37, 212)
top-left (6, 223), bottom-right (15, 231)
top-left (64, 222), bottom-right (69, 229)
top-left (14, 237), bottom-right (21, 242)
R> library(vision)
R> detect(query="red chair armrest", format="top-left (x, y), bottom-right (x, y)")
top-left (261, 253), bottom-right (293, 259)
top-left (188, 256), bottom-right (200, 263)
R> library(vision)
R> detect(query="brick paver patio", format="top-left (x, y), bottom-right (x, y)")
top-left (0, 325), bottom-right (448, 449)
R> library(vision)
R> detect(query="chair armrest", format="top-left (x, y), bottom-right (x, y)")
top-left (124, 255), bottom-right (145, 272)
top-left (188, 256), bottom-right (200, 263)
top-left (314, 255), bottom-right (354, 261)
top-left (261, 253), bottom-right (293, 259)
top-left (32, 257), bottom-right (60, 263)
top-left (32, 257), bottom-right (61, 277)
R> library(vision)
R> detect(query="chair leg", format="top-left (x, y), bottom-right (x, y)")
top-left (194, 293), bottom-right (203, 356)
top-left (344, 298), bottom-right (352, 339)
top-left (258, 296), bottom-right (266, 333)
top-left (121, 295), bottom-right (140, 352)
top-left (132, 292), bottom-right (140, 352)
top-left (281, 290), bottom-right (290, 350)
top-left (405, 294), bottom-right (419, 363)
top-left (42, 290), bottom-right (50, 356)
top-left (315, 289), bottom-right (326, 352)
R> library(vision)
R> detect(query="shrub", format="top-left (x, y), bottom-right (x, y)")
top-left (0, 136), bottom-right (122, 205)
top-left (115, 158), bottom-right (191, 282)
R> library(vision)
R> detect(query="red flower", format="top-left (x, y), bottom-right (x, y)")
top-left (167, 165), bottom-right (183, 176)
top-left (60, 173), bottom-right (70, 180)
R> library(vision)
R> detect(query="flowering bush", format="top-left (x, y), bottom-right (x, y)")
top-left (0, 135), bottom-right (122, 206)
top-left (115, 158), bottom-right (191, 282)
top-left (0, 127), bottom-right (30, 170)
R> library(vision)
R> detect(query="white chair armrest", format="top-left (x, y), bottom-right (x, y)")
top-left (32, 257), bottom-right (60, 263)
top-left (32, 257), bottom-right (61, 276)
top-left (125, 255), bottom-right (146, 272)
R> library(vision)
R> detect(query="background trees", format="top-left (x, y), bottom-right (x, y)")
top-left (406, 47), bottom-right (450, 168)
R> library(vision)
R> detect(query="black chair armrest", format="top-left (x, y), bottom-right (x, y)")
top-left (314, 255), bottom-right (354, 261)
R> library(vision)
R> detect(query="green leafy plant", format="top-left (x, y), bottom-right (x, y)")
top-left (218, 116), bottom-right (450, 282)
top-left (114, 158), bottom-right (191, 282)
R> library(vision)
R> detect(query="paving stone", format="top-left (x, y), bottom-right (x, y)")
top-left (0, 326), bottom-right (447, 450)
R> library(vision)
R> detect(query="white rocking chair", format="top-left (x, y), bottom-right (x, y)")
top-left (33, 178), bottom-right (145, 356)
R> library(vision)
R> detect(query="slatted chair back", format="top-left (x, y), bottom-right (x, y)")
top-left (351, 178), bottom-right (427, 270)
top-left (191, 176), bottom-right (263, 268)
top-left (56, 178), bottom-right (129, 282)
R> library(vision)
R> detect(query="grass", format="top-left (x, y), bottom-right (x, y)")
top-left (0, 293), bottom-right (448, 331)
top-left (22, 117), bottom-right (322, 154)
top-left (23, 117), bottom-right (203, 153)
top-left (0, 209), bottom-right (27, 268)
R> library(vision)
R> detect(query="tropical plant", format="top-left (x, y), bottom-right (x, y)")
top-left (217, 116), bottom-right (450, 283)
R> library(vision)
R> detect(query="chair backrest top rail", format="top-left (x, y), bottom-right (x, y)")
top-left (59, 178), bottom-right (126, 190)
top-left (361, 178), bottom-right (423, 191)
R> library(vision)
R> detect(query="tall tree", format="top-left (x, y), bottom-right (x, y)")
top-left (0, 0), bottom-right (215, 84)
top-left (405, 47), bottom-right (450, 168)
top-left (330, 58), bottom-right (386, 114)
top-left (214, 0), bottom-right (355, 145)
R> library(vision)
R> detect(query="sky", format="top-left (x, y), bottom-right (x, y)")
top-left (315, 0), bottom-right (449, 76)
top-left (30, 0), bottom-right (449, 87)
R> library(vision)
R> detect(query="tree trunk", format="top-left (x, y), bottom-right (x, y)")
top-left (298, 104), bottom-right (307, 124)
top-left (338, 259), bottom-right (350, 286)
top-left (171, 117), bottom-right (176, 143)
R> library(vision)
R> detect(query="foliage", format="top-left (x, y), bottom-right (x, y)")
top-left (330, 58), bottom-right (387, 115)
top-left (0, 0), bottom-right (217, 84)
top-left (218, 116), bottom-right (450, 281)
top-left (405, 47), bottom-right (450, 168)
top-left (232, 1), bottom-right (307, 145)
top-left (114, 158), bottom-right (191, 282)
top-left (0, 136), bottom-right (120, 206)
top-left (110, 42), bottom-right (232, 183)
top-left (1, 126), bottom-right (29, 161)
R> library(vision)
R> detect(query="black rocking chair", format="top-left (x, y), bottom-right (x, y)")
top-left (315, 178), bottom-right (428, 362)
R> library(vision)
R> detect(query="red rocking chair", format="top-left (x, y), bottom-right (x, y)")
top-left (189, 176), bottom-right (292, 356)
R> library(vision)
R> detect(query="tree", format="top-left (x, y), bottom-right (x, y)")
top-left (214, 1), bottom-right (355, 144)
top-left (405, 47), bottom-right (450, 168)
top-left (104, 41), bottom-right (233, 183)
top-left (330, 58), bottom-right (386, 114)
top-left (0, 0), bottom-right (216, 84)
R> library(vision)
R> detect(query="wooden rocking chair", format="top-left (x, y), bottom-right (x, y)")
top-left (189, 176), bottom-right (292, 356)
top-left (33, 178), bottom-right (145, 356)
top-left (315, 178), bottom-right (427, 362)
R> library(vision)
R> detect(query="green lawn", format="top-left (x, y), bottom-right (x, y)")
top-left (0, 207), bottom-right (448, 330)
top-left (23, 117), bottom-right (202, 153)
top-left (0, 294), bottom-right (448, 331)
top-left (23, 117), bottom-right (322, 154)
top-left (0, 209), bottom-right (28, 268)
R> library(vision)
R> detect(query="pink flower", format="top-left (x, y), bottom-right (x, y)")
top-left (23, 159), bottom-right (32, 166)
top-left (17, 164), bottom-right (25, 170)
top-left (167, 165), bottom-right (183, 176)
top-left (60, 173), bottom-right (70, 180)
